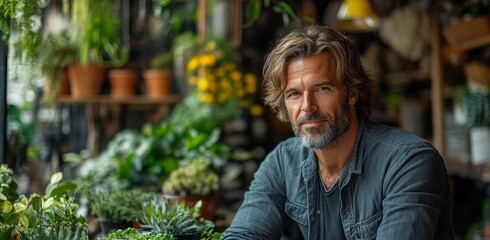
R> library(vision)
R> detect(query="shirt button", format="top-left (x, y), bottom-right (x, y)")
top-left (317, 210), bottom-right (320, 214)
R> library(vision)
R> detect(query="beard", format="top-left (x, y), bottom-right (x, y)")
top-left (292, 99), bottom-right (351, 149)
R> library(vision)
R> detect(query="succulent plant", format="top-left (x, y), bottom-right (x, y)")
top-left (162, 158), bottom-right (219, 197)
top-left (137, 195), bottom-right (215, 236)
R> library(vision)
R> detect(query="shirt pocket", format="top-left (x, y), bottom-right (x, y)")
top-left (352, 210), bottom-right (382, 240)
top-left (285, 200), bottom-right (308, 227)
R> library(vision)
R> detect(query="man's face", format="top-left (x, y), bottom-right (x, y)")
top-left (284, 53), bottom-right (356, 148)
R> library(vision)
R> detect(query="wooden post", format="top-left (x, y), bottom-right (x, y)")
top-left (198, 0), bottom-right (207, 42)
top-left (430, 13), bottom-right (445, 154)
top-left (230, 0), bottom-right (243, 48)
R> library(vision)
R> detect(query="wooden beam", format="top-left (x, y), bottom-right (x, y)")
top-left (430, 13), bottom-right (445, 154)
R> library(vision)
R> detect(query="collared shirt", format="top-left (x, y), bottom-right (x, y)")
top-left (222, 119), bottom-right (454, 240)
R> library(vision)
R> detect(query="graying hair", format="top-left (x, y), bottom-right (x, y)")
top-left (262, 24), bottom-right (375, 122)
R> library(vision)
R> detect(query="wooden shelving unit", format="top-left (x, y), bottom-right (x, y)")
top-left (57, 95), bottom-right (181, 156)
top-left (432, 14), bottom-right (490, 183)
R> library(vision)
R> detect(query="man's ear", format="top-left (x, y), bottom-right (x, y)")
top-left (348, 91), bottom-right (359, 105)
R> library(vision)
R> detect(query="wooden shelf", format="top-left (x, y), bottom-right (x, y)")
top-left (57, 95), bottom-right (181, 105)
top-left (57, 94), bottom-right (181, 156)
top-left (445, 158), bottom-right (490, 183)
top-left (455, 33), bottom-right (490, 51)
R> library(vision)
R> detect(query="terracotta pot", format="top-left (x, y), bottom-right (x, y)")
top-left (68, 63), bottom-right (106, 98)
top-left (162, 192), bottom-right (219, 220)
top-left (43, 70), bottom-right (70, 101)
top-left (143, 69), bottom-right (173, 97)
top-left (108, 68), bottom-right (140, 97)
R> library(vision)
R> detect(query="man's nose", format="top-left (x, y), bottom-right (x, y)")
top-left (301, 92), bottom-right (317, 113)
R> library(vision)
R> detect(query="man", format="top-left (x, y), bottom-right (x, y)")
top-left (222, 25), bottom-right (454, 239)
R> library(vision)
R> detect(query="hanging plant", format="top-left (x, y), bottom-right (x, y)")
top-left (455, 87), bottom-right (490, 127)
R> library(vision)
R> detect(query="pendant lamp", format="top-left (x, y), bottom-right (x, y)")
top-left (336, 0), bottom-right (379, 32)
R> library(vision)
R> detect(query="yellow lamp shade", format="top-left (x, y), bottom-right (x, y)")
top-left (337, 0), bottom-right (379, 32)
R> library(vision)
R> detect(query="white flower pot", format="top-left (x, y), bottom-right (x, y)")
top-left (470, 126), bottom-right (490, 165)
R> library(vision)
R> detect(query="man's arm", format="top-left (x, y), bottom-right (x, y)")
top-left (223, 151), bottom-right (290, 240)
top-left (376, 146), bottom-right (453, 239)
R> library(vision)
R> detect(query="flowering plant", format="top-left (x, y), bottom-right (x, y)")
top-left (168, 37), bottom-right (260, 132)
top-left (186, 39), bottom-right (257, 107)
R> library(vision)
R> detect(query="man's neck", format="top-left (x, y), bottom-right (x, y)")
top-left (315, 117), bottom-right (360, 188)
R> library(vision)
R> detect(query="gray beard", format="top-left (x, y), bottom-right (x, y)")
top-left (292, 101), bottom-right (351, 149)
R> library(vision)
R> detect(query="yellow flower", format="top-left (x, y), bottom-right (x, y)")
top-left (236, 89), bottom-right (245, 98)
top-left (201, 93), bottom-right (214, 104)
top-left (197, 78), bottom-right (209, 91)
top-left (209, 81), bottom-right (218, 92)
top-left (187, 57), bottom-right (199, 72)
top-left (220, 79), bottom-right (231, 89)
top-left (250, 104), bottom-right (264, 117)
top-left (201, 54), bottom-right (217, 67)
top-left (231, 71), bottom-right (242, 82)
top-left (205, 41), bottom-right (217, 51)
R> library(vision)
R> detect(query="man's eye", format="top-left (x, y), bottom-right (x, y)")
top-left (318, 86), bottom-right (330, 92)
top-left (287, 92), bottom-right (300, 98)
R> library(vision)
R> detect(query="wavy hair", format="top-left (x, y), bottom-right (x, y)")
top-left (262, 24), bottom-right (375, 122)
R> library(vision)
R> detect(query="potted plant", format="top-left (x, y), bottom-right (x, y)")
top-left (455, 86), bottom-right (490, 165)
top-left (38, 30), bottom-right (77, 104)
top-left (0, 166), bottom-right (88, 239)
top-left (143, 52), bottom-right (174, 98)
top-left (87, 189), bottom-right (147, 236)
top-left (162, 158), bottom-right (219, 220)
top-left (108, 67), bottom-right (140, 97)
top-left (137, 195), bottom-right (221, 240)
top-left (67, 0), bottom-right (129, 98)
top-left (99, 227), bottom-right (175, 240)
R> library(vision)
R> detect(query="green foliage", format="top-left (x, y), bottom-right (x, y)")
top-left (150, 52), bottom-right (173, 70)
top-left (243, 0), bottom-right (300, 28)
top-left (99, 227), bottom-right (175, 240)
top-left (67, 121), bottom-right (234, 194)
top-left (69, 0), bottom-right (128, 66)
top-left (0, 0), bottom-right (44, 63)
top-left (88, 188), bottom-right (152, 222)
top-left (138, 196), bottom-right (215, 236)
top-left (39, 30), bottom-right (77, 104)
top-left (0, 168), bottom-right (88, 240)
top-left (455, 87), bottom-right (490, 127)
top-left (168, 91), bottom-right (241, 133)
top-left (0, 164), bottom-right (18, 203)
top-left (6, 103), bottom-right (37, 169)
top-left (162, 158), bottom-right (219, 196)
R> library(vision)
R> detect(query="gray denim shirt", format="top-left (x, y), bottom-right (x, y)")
top-left (223, 120), bottom-right (454, 240)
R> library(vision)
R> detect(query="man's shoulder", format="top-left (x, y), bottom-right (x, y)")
top-left (269, 137), bottom-right (311, 159)
top-left (364, 120), bottom-right (433, 148)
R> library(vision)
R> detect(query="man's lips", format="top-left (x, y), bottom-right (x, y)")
top-left (300, 120), bottom-right (325, 128)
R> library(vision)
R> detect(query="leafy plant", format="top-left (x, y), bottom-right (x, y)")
top-left (88, 188), bottom-right (151, 222)
top-left (39, 30), bottom-right (77, 104)
top-left (6, 103), bottom-right (36, 172)
top-left (99, 227), bottom-right (175, 240)
top-left (243, 0), bottom-right (301, 28)
top-left (162, 158), bottom-right (219, 196)
top-left (137, 196), bottom-right (215, 236)
top-left (0, 0), bottom-right (44, 63)
top-left (455, 87), bottom-right (490, 127)
top-left (68, 0), bottom-right (128, 67)
top-left (150, 52), bottom-right (173, 70)
top-left (0, 164), bottom-right (18, 204)
top-left (0, 169), bottom-right (88, 240)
